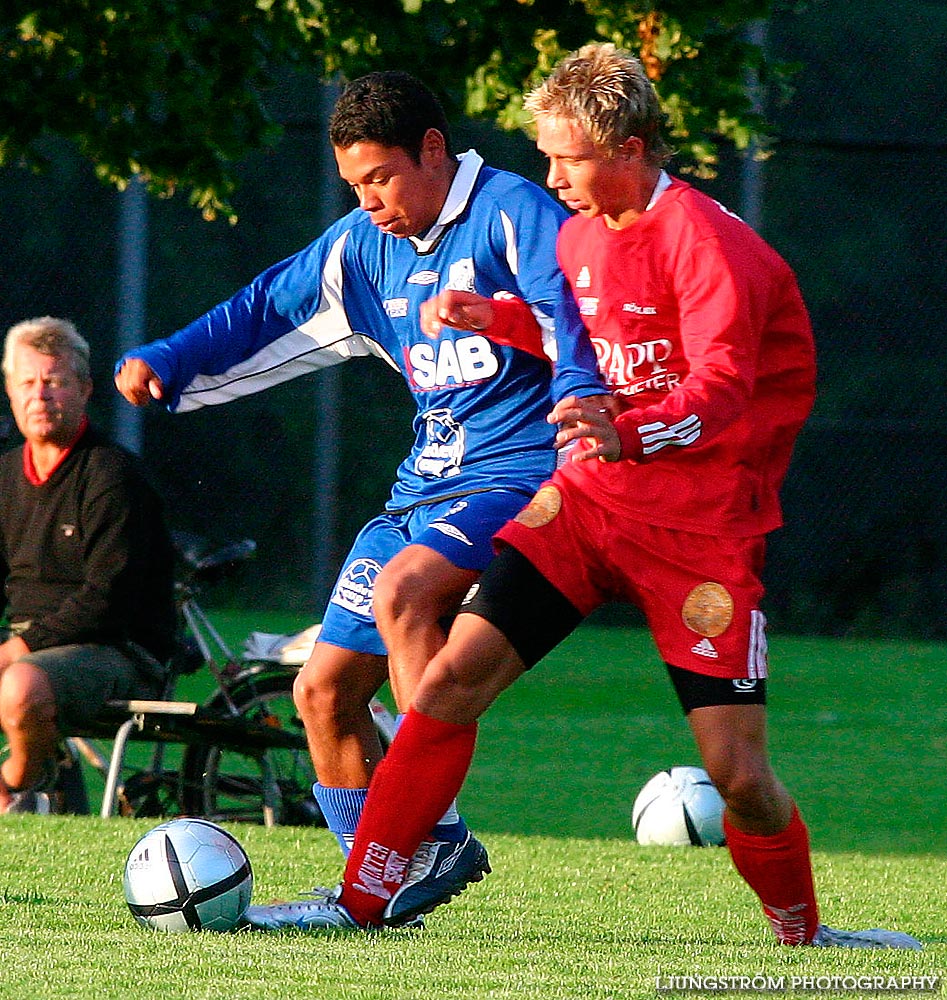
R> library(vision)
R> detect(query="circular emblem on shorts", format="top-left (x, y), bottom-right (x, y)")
top-left (682, 582), bottom-right (734, 638)
top-left (514, 485), bottom-right (562, 528)
top-left (331, 557), bottom-right (383, 616)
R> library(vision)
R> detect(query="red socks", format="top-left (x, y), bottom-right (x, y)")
top-left (724, 804), bottom-right (819, 945)
top-left (337, 710), bottom-right (818, 939)
top-left (339, 708), bottom-right (477, 926)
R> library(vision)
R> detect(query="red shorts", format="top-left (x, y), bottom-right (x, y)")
top-left (495, 482), bottom-right (769, 680)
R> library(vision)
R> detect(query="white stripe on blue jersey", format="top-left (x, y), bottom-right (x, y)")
top-left (121, 150), bottom-right (605, 511)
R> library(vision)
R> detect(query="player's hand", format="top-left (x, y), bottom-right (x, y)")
top-left (549, 393), bottom-right (622, 462)
top-left (114, 358), bottom-right (164, 406)
top-left (419, 290), bottom-right (494, 338)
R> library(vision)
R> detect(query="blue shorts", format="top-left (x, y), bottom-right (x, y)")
top-left (319, 488), bottom-right (531, 655)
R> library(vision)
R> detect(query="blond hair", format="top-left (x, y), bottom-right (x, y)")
top-left (3, 316), bottom-right (91, 381)
top-left (525, 42), bottom-right (672, 166)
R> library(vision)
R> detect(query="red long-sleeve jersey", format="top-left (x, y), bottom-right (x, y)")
top-left (555, 177), bottom-right (816, 537)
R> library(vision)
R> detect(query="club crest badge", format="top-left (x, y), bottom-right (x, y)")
top-left (514, 485), bottom-right (562, 528)
top-left (330, 557), bottom-right (383, 617)
top-left (681, 582), bottom-right (734, 637)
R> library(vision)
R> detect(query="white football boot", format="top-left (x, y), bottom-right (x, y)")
top-left (241, 886), bottom-right (359, 931)
top-left (811, 925), bottom-right (923, 950)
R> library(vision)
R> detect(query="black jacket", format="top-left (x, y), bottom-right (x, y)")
top-left (0, 424), bottom-right (176, 663)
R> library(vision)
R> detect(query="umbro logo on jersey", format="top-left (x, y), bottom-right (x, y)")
top-left (575, 266), bottom-right (591, 288)
top-left (408, 270), bottom-right (439, 285)
top-left (691, 637), bottom-right (718, 659)
top-left (430, 521), bottom-right (474, 546)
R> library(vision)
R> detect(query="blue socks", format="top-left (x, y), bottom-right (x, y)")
top-left (312, 783), bottom-right (367, 857)
top-left (313, 713), bottom-right (471, 858)
top-left (313, 780), bottom-right (469, 855)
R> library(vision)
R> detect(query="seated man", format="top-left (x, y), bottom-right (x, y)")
top-left (0, 316), bottom-right (176, 814)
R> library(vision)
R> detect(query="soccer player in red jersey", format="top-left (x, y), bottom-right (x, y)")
top-left (251, 44), bottom-right (921, 949)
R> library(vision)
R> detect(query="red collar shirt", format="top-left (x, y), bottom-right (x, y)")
top-left (555, 176), bottom-right (816, 537)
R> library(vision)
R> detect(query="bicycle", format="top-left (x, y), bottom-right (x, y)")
top-left (61, 533), bottom-right (397, 826)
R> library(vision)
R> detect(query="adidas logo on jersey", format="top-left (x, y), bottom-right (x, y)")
top-left (691, 637), bottom-right (718, 659)
top-left (575, 265), bottom-right (591, 288)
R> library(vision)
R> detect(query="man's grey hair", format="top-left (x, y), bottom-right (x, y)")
top-left (524, 42), bottom-right (673, 166)
top-left (3, 316), bottom-right (92, 381)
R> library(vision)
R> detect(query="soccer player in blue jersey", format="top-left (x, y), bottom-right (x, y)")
top-left (115, 71), bottom-right (608, 927)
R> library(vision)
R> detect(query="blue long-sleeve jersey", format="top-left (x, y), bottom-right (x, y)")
top-left (119, 151), bottom-right (604, 510)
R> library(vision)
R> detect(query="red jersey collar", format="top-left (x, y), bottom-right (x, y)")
top-left (23, 416), bottom-right (90, 485)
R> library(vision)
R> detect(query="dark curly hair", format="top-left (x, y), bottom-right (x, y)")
top-left (329, 71), bottom-right (453, 164)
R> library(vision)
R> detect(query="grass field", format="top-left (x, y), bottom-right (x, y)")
top-left (1, 618), bottom-right (944, 999)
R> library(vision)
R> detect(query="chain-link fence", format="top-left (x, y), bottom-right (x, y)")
top-left (758, 3), bottom-right (947, 637)
top-left (0, 2), bottom-right (944, 637)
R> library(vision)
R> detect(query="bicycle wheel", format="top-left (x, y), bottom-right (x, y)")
top-left (180, 668), bottom-right (321, 826)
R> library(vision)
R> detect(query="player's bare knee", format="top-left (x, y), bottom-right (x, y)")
top-left (291, 668), bottom-right (315, 717)
top-left (293, 667), bottom-right (351, 726)
top-left (413, 655), bottom-right (474, 717)
top-left (427, 653), bottom-right (472, 692)
top-left (373, 560), bottom-right (432, 630)
top-left (709, 758), bottom-right (779, 821)
top-left (414, 640), bottom-right (519, 723)
top-left (370, 566), bottom-right (408, 628)
top-left (0, 696), bottom-right (22, 733)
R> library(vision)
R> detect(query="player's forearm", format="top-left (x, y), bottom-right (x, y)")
top-left (614, 370), bottom-right (752, 462)
top-left (547, 291), bottom-right (608, 402)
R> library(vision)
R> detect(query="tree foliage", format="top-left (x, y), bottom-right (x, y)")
top-left (1, 1), bottom-right (799, 221)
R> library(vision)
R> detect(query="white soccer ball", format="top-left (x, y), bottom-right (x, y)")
top-left (631, 766), bottom-right (726, 847)
top-left (123, 818), bottom-right (253, 932)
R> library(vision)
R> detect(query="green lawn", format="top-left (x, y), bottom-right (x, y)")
top-left (463, 626), bottom-right (947, 856)
top-left (1, 619), bottom-right (943, 999)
